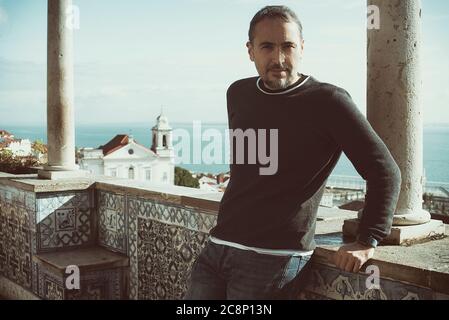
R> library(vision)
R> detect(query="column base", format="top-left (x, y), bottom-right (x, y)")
top-left (392, 209), bottom-right (432, 225)
top-left (42, 164), bottom-right (80, 171)
top-left (38, 169), bottom-right (90, 180)
top-left (343, 218), bottom-right (445, 245)
top-left (357, 208), bottom-right (431, 225)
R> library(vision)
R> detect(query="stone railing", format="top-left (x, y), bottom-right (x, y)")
top-left (424, 194), bottom-right (449, 216)
top-left (0, 172), bottom-right (448, 300)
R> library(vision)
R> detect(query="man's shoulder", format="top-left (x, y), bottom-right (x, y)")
top-left (306, 77), bottom-right (351, 99)
top-left (225, 76), bottom-right (352, 101)
top-left (227, 77), bottom-right (259, 95)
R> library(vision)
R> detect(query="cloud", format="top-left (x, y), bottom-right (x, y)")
top-left (0, 6), bottom-right (8, 25)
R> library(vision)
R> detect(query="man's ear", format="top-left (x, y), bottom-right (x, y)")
top-left (246, 41), bottom-right (255, 62)
top-left (299, 39), bottom-right (305, 59)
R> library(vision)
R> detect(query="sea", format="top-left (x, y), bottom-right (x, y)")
top-left (2, 122), bottom-right (449, 184)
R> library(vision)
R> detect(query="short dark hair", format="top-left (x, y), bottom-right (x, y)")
top-left (248, 5), bottom-right (303, 42)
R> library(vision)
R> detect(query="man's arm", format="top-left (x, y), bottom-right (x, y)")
top-left (226, 84), bottom-right (236, 129)
top-left (324, 87), bottom-right (402, 272)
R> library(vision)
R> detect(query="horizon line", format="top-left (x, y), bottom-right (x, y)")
top-left (3, 121), bottom-right (449, 127)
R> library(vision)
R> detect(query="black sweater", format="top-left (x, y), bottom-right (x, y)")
top-left (209, 75), bottom-right (402, 251)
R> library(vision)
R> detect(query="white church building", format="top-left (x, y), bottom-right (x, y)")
top-left (79, 113), bottom-right (175, 184)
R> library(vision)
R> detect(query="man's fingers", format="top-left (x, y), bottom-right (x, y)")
top-left (334, 251), bottom-right (340, 266)
top-left (334, 250), bottom-right (364, 273)
top-left (335, 252), bottom-right (343, 269)
top-left (352, 259), bottom-right (361, 273)
top-left (344, 257), bottom-right (355, 273)
top-left (338, 254), bottom-right (348, 270)
top-left (334, 243), bottom-right (375, 273)
top-left (334, 251), bottom-right (342, 267)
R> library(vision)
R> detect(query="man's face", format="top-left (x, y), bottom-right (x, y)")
top-left (247, 18), bottom-right (304, 90)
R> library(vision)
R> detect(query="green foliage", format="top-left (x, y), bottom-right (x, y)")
top-left (0, 149), bottom-right (40, 174)
top-left (31, 139), bottom-right (47, 154)
top-left (175, 166), bottom-right (199, 188)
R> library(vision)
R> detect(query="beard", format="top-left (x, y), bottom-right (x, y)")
top-left (264, 77), bottom-right (289, 90)
top-left (263, 66), bottom-right (299, 90)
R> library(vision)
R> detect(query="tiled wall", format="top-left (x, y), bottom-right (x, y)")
top-left (97, 190), bottom-right (216, 299)
top-left (0, 183), bottom-right (121, 299)
top-left (37, 264), bottom-right (125, 300)
top-left (300, 262), bottom-right (448, 300)
top-left (35, 191), bottom-right (96, 252)
top-left (96, 189), bottom-right (448, 300)
top-left (0, 184), bottom-right (36, 293)
top-left (1, 180), bottom-right (447, 300)
top-left (98, 192), bottom-right (127, 254)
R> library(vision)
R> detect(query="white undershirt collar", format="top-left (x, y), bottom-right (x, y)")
top-left (257, 75), bottom-right (311, 95)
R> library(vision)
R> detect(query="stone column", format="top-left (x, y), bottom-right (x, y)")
top-left (343, 0), bottom-right (444, 244)
top-left (367, 0), bottom-right (429, 225)
top-left (39, 0), bottom-right (86, 179)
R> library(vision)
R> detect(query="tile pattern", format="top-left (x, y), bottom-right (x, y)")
top-left (97, 191), bottom-right (217, 299)
top-left (65, 269), bottom-right (124, 300)
top-left (302, 262), bottom-right (435, 300)
top-left (0, 185), bottom-right (35, 291)
top-left (3, 183), bottom-right (445, 300)
top-left (37, 263), bottom-right (124, 300)
top-left (0, 185), bottom-right (127, 300)
top-left (130, 196), bottom-right (216, 300)
top-left (132, 199), bottom-right (216, 234)
top-left (127, 195), bottom-right (138, 299)
top-left (98, 191), bottom-right (127, 254)
top-left (38, 268), bottom-right (64, 300)
top-left (36, 192), bottom-right (94, 252)
top-left (31, 261), bottom-right (38, 295)
top-left (137, 218), bottom-right (208, 299)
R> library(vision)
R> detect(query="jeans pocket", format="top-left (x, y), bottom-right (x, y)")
top-left (298, 255), bottom-right (311, 272)
top-left (278, 256), bottom-right (301, 289)
top-left (278, 255), bottom-right (313, 288)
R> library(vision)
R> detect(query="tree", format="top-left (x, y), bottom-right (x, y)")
top-left (75, 146), bottom-right (81, 164)
top-left (0, 149), bottom-right (40, 174)
top-left (175, 166), bottom-right (199, 188)
top-left (31, 139), bottom-right (47, 154)
top-left (31, 139), bottom-right (48, 165)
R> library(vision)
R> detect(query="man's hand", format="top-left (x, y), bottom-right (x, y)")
top-left (333, 242), bottom-right (375, 273)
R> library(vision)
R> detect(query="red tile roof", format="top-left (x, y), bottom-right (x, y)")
top-left (0, 137), bottom-right (14, 148)
top-left (99, 135), bottom-right (129, 156)
top-left (99, 134), bottom-right (154, 156)
top-left (0, 130), bottom-right (12, 137)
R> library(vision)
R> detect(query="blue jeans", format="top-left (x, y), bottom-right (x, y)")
top-left (184, 240), bottom-right (312, 300)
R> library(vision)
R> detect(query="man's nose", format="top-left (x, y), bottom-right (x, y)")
top-left (271, 47), bottom-right (286, 65)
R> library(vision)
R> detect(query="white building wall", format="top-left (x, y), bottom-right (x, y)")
top-left (149, 157), bottom-right (174, 184)
top-left (79, 159), bottom-right (104, 175)
top-left (79, 138), bottom-right (174, 184)
top-left (103, 159), bottom-right (158, 182)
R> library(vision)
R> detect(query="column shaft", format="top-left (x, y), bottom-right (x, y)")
top-left (367, 0), bottom-right (429, 225)
top-left (45, 0), bottom-right (77, 171)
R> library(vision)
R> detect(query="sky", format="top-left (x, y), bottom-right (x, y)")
top-left (0, 0), bottom-right (448, 126)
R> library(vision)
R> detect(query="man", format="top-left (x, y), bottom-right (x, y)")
top-left (185, 5), bottom-right (401, 300)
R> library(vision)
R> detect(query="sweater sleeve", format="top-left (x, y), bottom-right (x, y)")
top-left (325, 87), bottom-right (402, 244)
